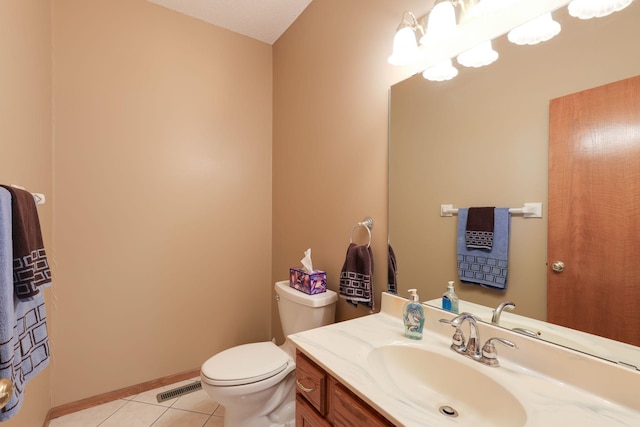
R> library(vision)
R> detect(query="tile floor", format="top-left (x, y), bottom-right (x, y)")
top-left (49, 377), bottom-right (224, 427)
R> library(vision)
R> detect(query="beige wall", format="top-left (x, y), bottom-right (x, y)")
top-left (0, 1), bottom-right (52, 426)
top-left (51, 0), bottom-right (272, 406)
top-left (271, 0), bottom-right (419, 342)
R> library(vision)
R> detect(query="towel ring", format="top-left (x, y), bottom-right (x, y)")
top-left (349, 217), bottom-right (373, 248)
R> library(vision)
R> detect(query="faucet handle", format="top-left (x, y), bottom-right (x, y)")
top-left (439, 318), bottom-right (466, 353)
top-left (481, 337), bottom-right (517, 367)
top-left (451, 326), bottom-right (466, 353)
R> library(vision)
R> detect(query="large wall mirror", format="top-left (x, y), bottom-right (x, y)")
top-left (389, 2), bottom-right (640, 366)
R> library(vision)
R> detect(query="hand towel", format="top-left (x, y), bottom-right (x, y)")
top-left (465, 207), bottom-right (495, 250)
top-left (339, 243), bottom-right (375, 310)
top-left (0, 187), bottom-right (52, 421)
top-left (387, 244), bottom-right (398, 294)
top-left (457, 208), bottom-right (510, 290)
top-left (0, 185), bottom-right (51, 299)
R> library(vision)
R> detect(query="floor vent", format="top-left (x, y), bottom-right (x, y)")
top-left (156, 381), bottom-right (202, 403)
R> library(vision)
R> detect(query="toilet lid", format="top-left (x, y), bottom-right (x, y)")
top-left (201, 342), bottom-right (290, 386)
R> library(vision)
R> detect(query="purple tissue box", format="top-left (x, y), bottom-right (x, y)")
top-left (289, 268), bottom-right (327, 295)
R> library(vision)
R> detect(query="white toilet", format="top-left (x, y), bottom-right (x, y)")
top-left (200, 281), bottom-right (338, 427)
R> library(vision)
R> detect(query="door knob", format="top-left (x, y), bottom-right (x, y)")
top-left (551, 261), bottom-right (565, 273)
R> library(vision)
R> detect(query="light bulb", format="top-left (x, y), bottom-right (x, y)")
top-left (420, 1), bottom-right (457, 46)
top-left (422, 59), bottom-right (459, 81)
top-left (568, 0), bottom-right (633, 19)
top-left (388, 26), bottom-right (423, 66)
top-left (457, 40), bottom-right (499, 68)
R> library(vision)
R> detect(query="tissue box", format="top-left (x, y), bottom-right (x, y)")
top-left (289, 268), bottom-right (327, 295)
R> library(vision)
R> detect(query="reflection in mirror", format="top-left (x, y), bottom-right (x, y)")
top-left (388, 3), bottom-right (640, 366)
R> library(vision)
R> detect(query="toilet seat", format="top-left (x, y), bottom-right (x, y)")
top-left (201, 342), bottom-right (290, 387)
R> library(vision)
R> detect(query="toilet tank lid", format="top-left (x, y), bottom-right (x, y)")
top-left (275, 281), bottom-right (338, 307)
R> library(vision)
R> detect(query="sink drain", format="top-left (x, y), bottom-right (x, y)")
top-left (439, 405), bottom-right (459, 418)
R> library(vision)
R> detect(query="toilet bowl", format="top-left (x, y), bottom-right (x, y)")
top-left (201, 281), bottom-right (337, 427)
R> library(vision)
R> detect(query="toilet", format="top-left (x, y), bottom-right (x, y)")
top-left (200, 281), bottom-right (338, 427)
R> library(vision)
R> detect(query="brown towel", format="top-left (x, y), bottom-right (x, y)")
top-left (0, 186), bottom-right (52, 299)
top-left (339, 243), bottom-right (374, 310)
top-left (465, 207), bottom-right (495, 250)
top-left (388, 244), bottom-right (398, 294)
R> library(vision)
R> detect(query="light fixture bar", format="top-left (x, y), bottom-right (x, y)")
top-left (414, 0), bottom-right (571, 71)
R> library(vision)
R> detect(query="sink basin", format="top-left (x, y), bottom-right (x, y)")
top-left (367, 345), bottom-right (527, 427)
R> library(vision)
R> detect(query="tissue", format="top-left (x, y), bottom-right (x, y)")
top-left (301, 248), bottom-right (313, 271)
top-left (290, 248), bottom-right (327, 295)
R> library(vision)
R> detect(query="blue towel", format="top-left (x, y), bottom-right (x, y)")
top-left (457, 208), bottom-right (510, 290)
top-left (0, 187), bottom-right (51, 421)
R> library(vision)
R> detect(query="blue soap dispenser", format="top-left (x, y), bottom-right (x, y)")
top-left (403, 289), bottom-right (424, 340)
top-left (442, 281), bottom-right (459, 314)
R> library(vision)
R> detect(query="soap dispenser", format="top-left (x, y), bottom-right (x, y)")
top-left (442, 281), bottom-right (459, 314)
top-left (403, 289), bottom-right (425, 340)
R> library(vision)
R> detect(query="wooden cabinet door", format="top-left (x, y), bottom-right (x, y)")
top-left (328, 378), bottom-right (394, 427)
top-left (296, 394), bottom-right (331, 427)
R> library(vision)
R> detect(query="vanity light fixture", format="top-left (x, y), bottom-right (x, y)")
top-left (389, 0), bottom-right (636, 82)
top-left (388, 12), bottom-right (424, 66)
top-left (422, 59), bottom-right (460, 81)
top-left (420, 0), bottom-right (459, 47)
top-left (455, 0), bottom-right (499, 67)
top-left (568, 0), bottom-right (633, 19)
top-left (507, 12), bottom-right (562, 45)
top-left (456, 39), bottom-right (499, 67)
top-left (420, 1), bottom-right (460, 81)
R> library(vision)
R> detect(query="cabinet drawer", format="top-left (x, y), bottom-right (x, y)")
top-left (296, 351), bottom-right (327, 415)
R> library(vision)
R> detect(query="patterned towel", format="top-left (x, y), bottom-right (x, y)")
top-left (0, 187), bottom-right (52, 421)
top-left (0, 186), bottom-right (52, 299)
top-left (339, 243), bottom-right (375, 310)
top-left (457, 208), bottom-right (510, 290)
top-left (465, 207), bottom-right (495, 250)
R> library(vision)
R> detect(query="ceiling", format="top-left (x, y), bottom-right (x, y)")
top-left (147, 0), bottom-right (313, 45)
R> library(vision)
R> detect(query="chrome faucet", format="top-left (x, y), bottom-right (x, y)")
top-left (441, 312), bottom-right (518, 367)
top-left (491, 301), bottom-right (515, 325)
top-left (450, 313), bottom-right (482, 360)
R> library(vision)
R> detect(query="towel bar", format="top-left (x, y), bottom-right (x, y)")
top-left (9, 184), bottom-right (45, 205)
top-left (440, 203), bottom-right (542, 218)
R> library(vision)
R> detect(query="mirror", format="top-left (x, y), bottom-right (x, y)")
top-left (388, 2), bottom-right (640, 366)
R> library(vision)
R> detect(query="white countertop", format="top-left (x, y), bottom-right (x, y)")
top-left (289, 293), bottom-right (640, 426)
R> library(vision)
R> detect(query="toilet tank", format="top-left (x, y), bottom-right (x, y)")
top-left (275, 281), bottom-right (338, 337)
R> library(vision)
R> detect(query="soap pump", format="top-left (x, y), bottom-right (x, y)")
top-left (442, 281), bottom-right (459, 314)
top-left (403, 289), bottom-right (425, 340)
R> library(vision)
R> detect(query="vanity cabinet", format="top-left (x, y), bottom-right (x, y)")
top-left (295, 350), bottom-right (394, 427)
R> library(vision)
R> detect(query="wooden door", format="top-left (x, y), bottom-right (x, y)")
top-left (548, 75), bottom-right (640, 347)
